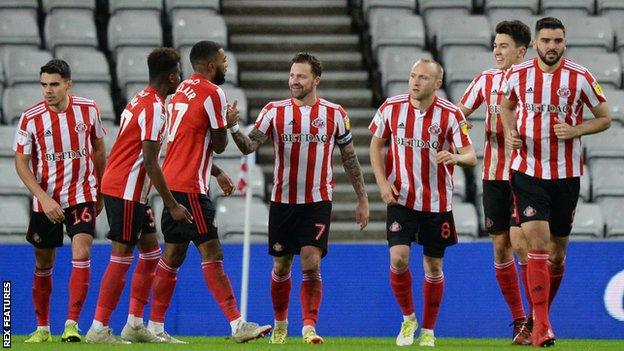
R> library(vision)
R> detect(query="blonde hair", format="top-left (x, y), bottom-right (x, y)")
top-left (414, 59), bottom-right (444, 81)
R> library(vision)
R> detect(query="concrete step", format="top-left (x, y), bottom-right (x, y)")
top-left (332, 164), bottom-right (376, 184)
top-left (332, 183), bottom-right (380, 202)
top-left (246, 88), bottom-right (373, 109)
top-left (230, 34), bottom-right (360, 52)
top-left (241, 71), bottom-right (370, 90)
top-left (222, 0), bottom-right (348, 16)
top-left (350, 126), bottom-right (373, 145)
top-left (237, 52), bottom-right (364, 71)
top-left (330, 221), bottom-right (386, 241)
top-left (225, 15), bottom-right (352, 34)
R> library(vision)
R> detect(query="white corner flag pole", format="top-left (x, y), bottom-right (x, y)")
top-left (240, 152), bottom-right (255, 320)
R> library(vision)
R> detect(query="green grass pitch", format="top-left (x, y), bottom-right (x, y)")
top-left (8, 336), bottom-right (624, 350)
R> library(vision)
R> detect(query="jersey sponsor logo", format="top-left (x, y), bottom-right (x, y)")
top-left (16, 130), bottom-right (29, 146)
top-left (389, 221), bottom-right (402, 232)
top-left (74, 122), bottom-right (88, 134)
top-left (281, 133), bottom-right (329, 143)
top-left (557, 86), bottom-right (571, 98)
top-left (428, 123), bottom-right (441, 135)
top-left (272, 242), bottom-right (284, 252)
top-left (394, 137), bottom-right (440, 149)
top-left (44, 148), bottom-right (88, 162)
top-left (311, 117), bottom-right (326, 129)
top-left (523, 206), bottom-right (536, 217)
top-left (525, 103), bottom-right (571, 114)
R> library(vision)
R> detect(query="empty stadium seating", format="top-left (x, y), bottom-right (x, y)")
top-left (44, 9), bottom-right (98, 51)
top-left (216, 196), bottom-right (269, 241)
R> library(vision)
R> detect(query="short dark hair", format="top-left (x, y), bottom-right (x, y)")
top-left (291, 52), bottom-right (322, 77)
top-left (148, 47), bottom-right (180, 79)
top-left (189, 40), bottom-right (222, 68)
top-left (40, 59), bottom-right (71, 79)
top-left (535, 17), bottom-right (565, 35)
top-left (495, 20), bottom-right (531, 48)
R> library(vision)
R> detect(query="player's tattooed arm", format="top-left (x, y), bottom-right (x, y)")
top-left (231, 128), bottom-right (268, 155)
top-left (339, 143), bottom-right (367, 199)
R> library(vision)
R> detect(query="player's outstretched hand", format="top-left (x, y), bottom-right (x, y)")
top-left (41, 196), bottom-right (65, 223)
top-left (379, 181), bottom-right (399, 205)
top-left (216, 171), bottom-right (234, 196)
top-left (355, 197), bottom-right (369, 231)
top-left (553, 117), bottom-right (578, 140)
top-left (226, 100), bottom-right (240, 128)
top-left (506, 129), bottom-right (523, 149)
top-left (170, 203), bottom-right (193, 224)
top-left (436, 150), bottom-right (457, 165)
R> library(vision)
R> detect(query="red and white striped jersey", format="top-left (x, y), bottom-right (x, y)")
top-left (504, 57), bottom-right (607, 179)
top-left (101, 86), bottom-right (166, 203)
top-left (254, 98), bottom-right (352, 204)
top-left (13, 96), bottom-right (106, 212)
top-left (369, 94), bottom-right (471, 212)
top-left (460, 68), bottom-right (512, 181)
top-left (162, 73), bottom-right (227, 194)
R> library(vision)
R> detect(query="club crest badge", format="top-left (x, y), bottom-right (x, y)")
top-left (428, 123), bottom-right (441, 135)
top-left (311, 117), bottom-right (325, 129)
top-left (523, 206), bottom-right (536, 217)
top-left (389, 221), bottom-right (402, 232)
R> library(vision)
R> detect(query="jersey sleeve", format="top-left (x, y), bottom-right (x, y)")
top-left (460, 74), bottom-right (485, 110)
top-left (90, 103), bottom-right (106, 139)
top-left (204, 87), bottom-right (228, 129)
top-left (13, 113), bottom-right (34, 155)
top-left (335, 106), bottom-right (353, 146)
top-left (502, 69), bottom-right (519, 103)
top-left (141, 101), bottom-right (166, 142)
top-left (368, 103), bottom-right (391, 139)
top-left (450, 110), bottom-right (472, 148)
top-left (579, 71), bottom-right (608, 108)
top-left (254, 103), bottom-right (275, 136)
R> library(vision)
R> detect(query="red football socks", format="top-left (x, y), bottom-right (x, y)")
top-left (494, 260), bottom-right (526, 321)
top-left (519, 262), bottom-right (533, 319)
top-left (201, 261), bottom-right (241, 322)
top-left (527, 250), bottom-right (551, 331)
top-left (301, 270), bottom-right (322, 327)
top-left (67, 259), bottom-right (90, 321)
top-left (548, 261), bottom-right (565, 311)
top-left (128, 247), bottom-right (161, 317)
top-left (422, 274), bottom-right (444, 330)
top-left (33, 267), bottom-right (52, 326)
top-left (390, 266), bottom-right (414, 316)
top-left (94, 254), bottom-right (133, 325)
top-left (271, 270), bottom-right (291, 321)
top-left (149, 258), bottom-right (179, 323)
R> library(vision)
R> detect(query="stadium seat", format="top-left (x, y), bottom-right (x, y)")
top-left (419, 0), bottom-right (472, 13)
top-left (109, 0), bottom-right (162, 15)
top-left (0, 158), bottom-right (30, 196)
top-left (70, 83), bottom-right (116, 123)
top-left (571, 202), bottom-right (605, 239)
top-left (601, 87), bottom-right (624, 125)
top-left (209, 158), bottom-right (265, 201)
top-left (95, 206), bottom-right (110, 239)
top-left (0, 195), bottom-right (29, 235)
top-left (419, 3), bottom-right (471, 44)
top-left (484, 0), bottom-right (538, 15)
top-left (486, 13), bottom-right (539, 34)
top-left (369, 9), bottom-right (425, 56)
top-left (42, 0), bottom-right (96, 12)
top-left (180, 46), bottom-right (239, 86)
top-left (107, 10), bottom-right (163, 58)
top-left (149, 194), bottom-right (164, 234)
top-left (470, 120), bottom-right (486, 158)
top-left (0, 0), bottom-right (38, 10)
top-left (44, 9), bottom-right (98, 51)
top-left (216, 196), bottom-right (269, 241)
top-left (590, 158), bottom-right (624, 199)
top-left (221, 85), bottom-right (249, 124)
top-left (362, 0), bottom-right (415, 20)
top-left (0, 9), bottom-right (40, 46)
top-left (115, 47), bottom-right (151, 96)
top-left (598, 0), bottom-right (624, 13)
top-left (124, 83), bottom-right (147, 102)
top-left (377, 46), bottom-right (433, 96)
top-left (579, 165), bottom-right (591, 202)
top-left (564, 51), bottom-right (621, 88)
top-left (4, 49), bottom-right (53, 86)
top-left (564, 17), bottom-right (614, 52)
top-left (437, 16), bottom-right (491, 53)
top-left (598, 197), bottom-right (624, 238)
top-left (171, 9), bottom-right (228, 50)
top-left (164, 0), bottom-right (220, 16)
top-left (103, 125), bottom-right (119, 153)
top-left (453, 167), bottom-right (466, 200)
top-left (454, 202), bottom-right (479, 240)
top-left (541, 0), bottom-right (595, 17)
top-left (2, 84), bottom-right (42, 124)
top-left (0, 125), bottom-right (16, 157)
top-left (445, 51), bottom-right (493, 86)
top-left (56, 48), bottom-right (111, 86)
top-left (583, 125), bottom-right (624, 160)
top-left (599, 2), bottom-right (624, 32)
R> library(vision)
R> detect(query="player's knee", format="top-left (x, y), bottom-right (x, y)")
top-left (390, 255), bottom-right (409, 271)
top-left (493, 245), bottom-right (513, 263)
top-left (202, 249), bottom-right (223, 262)
top-left (164, 250), bottom-right (186, 267)
top-left (548, 254), bottom-right (565, 269)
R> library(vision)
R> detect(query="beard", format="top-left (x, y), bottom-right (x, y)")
top-left (214, 69), bottom-right (226, 85)
top-left (290, 85), bottom-right (312, 100)
top-left (537, 48), bottom-right (563, 66)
